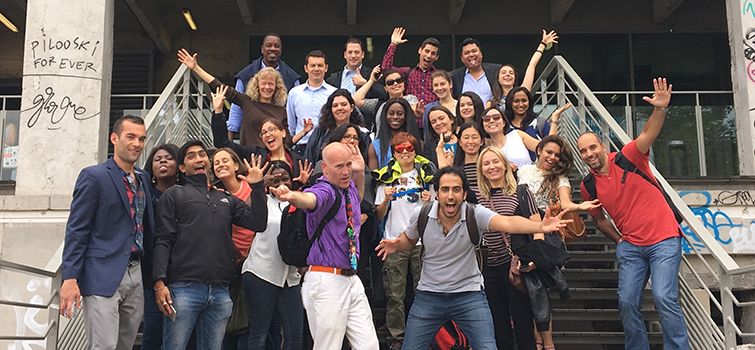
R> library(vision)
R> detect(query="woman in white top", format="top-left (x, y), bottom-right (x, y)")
top-left (481, 106), bottom-right (539, 170)
top-left (516, 135), bottom-right (601, 350)
top-left (241, 160), bottom-right (304, 350)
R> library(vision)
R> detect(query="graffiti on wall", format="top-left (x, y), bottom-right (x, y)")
top-left (0, 277), bottom-right (49, 350)
top-left (678, 190), bottom-right (755, 254)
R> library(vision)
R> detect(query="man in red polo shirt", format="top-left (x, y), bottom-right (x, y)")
top-left (577, 77), bottom-right (689, 350)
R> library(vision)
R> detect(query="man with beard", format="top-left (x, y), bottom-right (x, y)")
top-left (376, 166), bottom-right (570, 350)
top-left (152, 140), bottom-right (268, 350)
top-left (381, 27), bottom-right (441, 105)
top-left (450, 38), bottom-right (501, 103)
top-left (61, 115), bottom-right (154, 350)
top-left (577, 78), bottom-right (689, 350)
top-left (229, 33), bottom-right (301, 139)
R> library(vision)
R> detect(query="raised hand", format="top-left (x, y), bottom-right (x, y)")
top-left (352, 73), bottom-right (368, 87)
top-left (643, 77), bottom-right (672, 108)
top-left (238, 155), bottom-right (267, 184)
top-left (262, 165), bottom-right (278, 189)
top-left (302, 118), bottom-right (314, 134)
top-left (550, 102), bottom-right (572, 123)
top-left (292, 159), bottom-right (314, 185)
top-left (414, 100), bottom-right (426, 118)
top-left (270, 184), bottom-right (293, 201)
top-left (541, 207), bottom-right (573, 233)
top-left (391, 27), bottom-right (408, 46)
top-left (369, 65), bottom-right (382, 83)
top-left (542, 29), bottom-right (559, 46)
top-left (177, 48), bottom-right (198, 70)
top-left (348, 143), bottom-right (365, 173)
top-left (211, 85), bottom-right (228, 113)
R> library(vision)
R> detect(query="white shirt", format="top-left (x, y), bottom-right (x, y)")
top-left (375, 169), bottom-right (434, 243)
top-left (286, 81), bottom-right (337, 145)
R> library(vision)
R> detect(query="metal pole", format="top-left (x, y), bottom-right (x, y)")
top-left (694, 93), bottom-right (707, 176)
top-left (721, 265), bottom-right (737, 350)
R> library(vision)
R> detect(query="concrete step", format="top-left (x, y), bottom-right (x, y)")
top-left (562, 268), bottom-right (619, 281)
top-left (552, 331), bottom-right (664, 344)
top-left (567, 250), bottom-right (617, 262)
top-left (552, 308), bottom-right (659, 321)
top-left (551, 287), bottom-right (652, 300)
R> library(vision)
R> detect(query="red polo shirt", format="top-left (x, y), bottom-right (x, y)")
top-left (580, 140), bottom-right (681, 246)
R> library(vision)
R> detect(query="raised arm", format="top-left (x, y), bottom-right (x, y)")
top-left (270, 184), bottom-right (317, 210)
top-left (376, 232), bottom-right (418, 259)
top-left (548, 102), bottom-right (572, 136)
top-left (177, 49), bottom-right (215, 84)
top-left (381, 27), bottom-right (408, 70)
top-left (521, 30), bottom-right (558, 91)
top-left (557, 185), bottom-right (601, 212)
top-left (354, 65), bottom-right (381, 108)
top-left (517, 130), bottom-right (541, 152)
top-left (489, 207), bottom-right (569, 234)
top-left (635, 77), bottom-right (672, 154)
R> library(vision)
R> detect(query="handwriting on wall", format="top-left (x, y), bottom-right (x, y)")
top-left (1, 277), bottom-right (48, 350)
top-left (678, 190), bottom-right (755, 254)
top-left (23, 30), bottom-right (103, 130)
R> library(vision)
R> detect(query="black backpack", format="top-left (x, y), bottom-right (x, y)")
top-left (416, 202), bottom-right (486, 272)
top-left (277, 180), bottom-right (342, 267)
top-left (582, 151), bottom-right (683, 224)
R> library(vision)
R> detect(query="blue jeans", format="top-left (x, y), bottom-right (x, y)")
top-left (242, 272), bottom-right (303, 350)
top-left (142, 289), bottom-right (163, 350)
top-left (162, 281), bottom-right (233, 350)
top-left (402, 290), bottom-right (498, 350)
top-left (616, 237), bottom-right (690, 350)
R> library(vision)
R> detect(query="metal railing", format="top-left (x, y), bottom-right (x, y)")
top-left (532, 55), bottom-right (750, 350)
top-left (0, 259), bottom-right (60, 349)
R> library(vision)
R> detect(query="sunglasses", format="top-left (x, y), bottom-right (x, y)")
top-left (259, 126), bottom-right (279, 138)
top-left (394, 143), bottom-right (415, 153)
top-left (385, 77), bottom-right (405, 86)
top-left (482, 114), bottom-right (502, 122)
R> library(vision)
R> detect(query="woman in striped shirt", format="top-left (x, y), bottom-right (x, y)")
top-left (474, 146), bottom-right (543, 350)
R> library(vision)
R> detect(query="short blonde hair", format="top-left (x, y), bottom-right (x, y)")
top-left (246, 67), bottom-right (287, 106)
top-left (476, 146), bottom-right (517, 200)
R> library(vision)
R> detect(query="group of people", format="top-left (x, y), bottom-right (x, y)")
top-left (59, 25), bottom-right (690, 350)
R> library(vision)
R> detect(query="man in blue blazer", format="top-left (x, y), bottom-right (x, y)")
top-left (60, 115), bottom-right (154, 350)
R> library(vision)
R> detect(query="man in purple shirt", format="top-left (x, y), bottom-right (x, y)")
top-left (270, 142), bottom-right (378, 350)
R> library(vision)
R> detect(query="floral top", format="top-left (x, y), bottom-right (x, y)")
top-left (516, 164), bottom-right (570, 210)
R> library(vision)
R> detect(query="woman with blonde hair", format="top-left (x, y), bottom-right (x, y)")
top-left (474, 146), bottom-right (542, 350)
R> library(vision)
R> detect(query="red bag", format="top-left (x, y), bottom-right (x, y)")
top-left (430, 321), bottom-right (470, 350)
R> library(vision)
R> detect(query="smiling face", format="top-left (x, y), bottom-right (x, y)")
top-left (459, 127), bottom-right (482, 156)
top-left (577, 133), bottom-right (608, 173)
top-left (331, 96), bottom-right (354, 126)
top-left (498, 65), bottom-right (516, 89)
top-left (461, 43), bottom-right (482, 70)
top-left (385, 102), bottom-right (406, 131)
top-left (458, 96), bottom-right (475, 121)
top-left (304, 56), bottom-right (327, 84)
top-left (259, 121), bottom-right (286, 152)
top-left (257, 75), bottom-right (276, 103)
top-left (511, 90), bottom-right (530, 117)
top-left (212, 150), bottom-right (239, 181)
top-left (436, 173), bottom-right (466, 220)
top-left (179, 145), bottom-right (209, 176)
top-left (482, 108), bottom-right (505, 135)
top-left (152, 149), bottom-right (177, 181)
top-left (384, 72), bottom-right (405, 98)
top-left (261, 35), bottom-right (282, 66)
top-left (418, 44), bottom-right (439, 71)
top-left (537, 141), bottom-right (562, 171)
top-left (428, 110), bottom-right (453, 136)
top-left (480, 150), bottom-right (505, 183)
top-left (432, 76), bottom-right (451, 100)
top-left (344, 42), bottom-right (364, 70)
top-left (111, 120), bottom-right (146, 167)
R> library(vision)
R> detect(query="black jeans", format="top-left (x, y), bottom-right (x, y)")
top-left (483, 262), bottom-right (537, 350)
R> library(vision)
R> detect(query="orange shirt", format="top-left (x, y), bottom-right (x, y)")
top-left (231, 181), bottom-right (255, 258)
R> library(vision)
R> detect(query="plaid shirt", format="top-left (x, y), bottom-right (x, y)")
top-left (381, 44), bottom-right (438, 104)
top-left (120, 168), bottom-right (146, 254)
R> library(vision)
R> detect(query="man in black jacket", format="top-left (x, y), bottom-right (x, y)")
top-left (326, 38), bottom-right (387, 129)
top-left (152, 140), bottom-right (268, 350)
top-left (450, 38), bottom-right (501, 103)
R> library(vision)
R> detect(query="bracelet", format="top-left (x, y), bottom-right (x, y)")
top-left (655, 106), bottom-right (668, 111)
top-left (540, 41), bottom-right (547, 46)
top-left (536, 50), bottom-right (544, 54)
top-left (154, 285), bottom-right (167, 292)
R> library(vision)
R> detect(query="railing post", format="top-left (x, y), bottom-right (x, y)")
top-left (625, 93), bottom-right (633, 137)
top-left (47, 268), bottom-right (61, 350)
top-left (557, 66), bottom-right (566, 114)
top-left (694, 93), bottom-right (707, 176)
top-left (721, 265), bottom-right (737, 350)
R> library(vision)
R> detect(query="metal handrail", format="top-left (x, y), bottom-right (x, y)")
top-left (532, 55), bottom-right (751, 350)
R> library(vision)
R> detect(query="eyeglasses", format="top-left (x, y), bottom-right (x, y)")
top-left (385, 77), bottom-right (405, 86)
top-left (341, 135), bottom-right (360, 142)
top-left (394, 143), bottom-right (415, 153)
top-left (259, 126), bottom-right (279, 138)
top-left (482, 114), bottom-right (502, 122)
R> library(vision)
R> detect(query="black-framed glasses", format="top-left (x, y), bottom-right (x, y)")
top-left (385, 77), bottom-right (405, 86)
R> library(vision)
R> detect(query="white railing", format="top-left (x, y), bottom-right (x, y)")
top-left (533, 55), bottom-right (750, 350)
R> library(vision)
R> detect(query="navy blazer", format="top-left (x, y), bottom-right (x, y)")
top-left (450, 62), bottom-right (503, 100)
top-left (62, 157), bottom-right (155, 297)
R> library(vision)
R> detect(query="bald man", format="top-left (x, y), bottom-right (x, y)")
top-left (271, 143), bottom-right (378, 349)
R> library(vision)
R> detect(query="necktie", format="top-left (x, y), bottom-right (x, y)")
top-left (344, 189), bottom-right (357, 271)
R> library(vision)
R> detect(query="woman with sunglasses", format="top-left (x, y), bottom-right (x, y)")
top-left (354, 66), bottom-right (421, 136)
top-left (211, 85), bottom-right (312, 190)
top-left (424, 105), bottom-right (458, 167)
top-left (304, 89), bottom-right (371, 164)
top-left (475, 146), bottom-right (543, 350)
top-left (503, 86), bottom-right (572, 161)
top-left (481, 106), bottom-right (540, 170)
top-left (373, 131), bottom-right (436, 350)
top-left (369, 98), bottom-right (423, 170)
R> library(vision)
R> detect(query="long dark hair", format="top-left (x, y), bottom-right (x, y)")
top-left (427, 105), bottom-right (457, 141)
top-left (376, 98), bottom-right (421, 162)
top-left (536, 135), bottom-right (574, 196)
top-left (503, 86), bottom-right (536, 130)
top-left (381, 69), bottom-right (406, 96)
top-left (453, 123), bottom-right (483, 167)
top-left (145, 143), bottom-right (179, 181)
top-left (481, 105), bottom-right (510, 136)
top-left (326, 123), bottom-right (369, 164)
top-left (317, 89), bottom-right (364, 132)
top-left (490, 64), bottom-right (518, 107)
top-left (455, 91), bottom-right (484, 127)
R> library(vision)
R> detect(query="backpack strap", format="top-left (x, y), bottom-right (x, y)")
top-left (513, 184), bottom-right (531, 218)
top-left (173, 185), bottom-right (184, 223)
top-left (582, 173), bottom-right (597, 201)
top-left (311, 180), bottom-right (343, 249)
top-left (417, 201), bottom-right (433, 241)
top-left (465, 203), bottom-right (480, 247)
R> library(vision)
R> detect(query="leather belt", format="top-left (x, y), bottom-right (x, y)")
top-left (309, 265), bottom-right (356, 276)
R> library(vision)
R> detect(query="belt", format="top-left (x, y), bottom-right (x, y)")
top-left (129, 252), bottom-right (142, 262)
top-left (309, 265), bottom-right (356, 276)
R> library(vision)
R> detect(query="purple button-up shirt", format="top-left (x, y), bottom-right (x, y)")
top-left (303, 176), bottom-right (361, 269)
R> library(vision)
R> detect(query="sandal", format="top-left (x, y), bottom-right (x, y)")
top-left (544, 346), bottom-right (556, 350)
top-left (536, 342), bottom-right (544, 350)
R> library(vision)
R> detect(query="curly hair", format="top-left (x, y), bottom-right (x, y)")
top-left (317, 89), bottom-right (364, 132)
top-left (536, 135), bottom-right (574, 196)
top-left (246, 67), bottom-right (287, 106)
